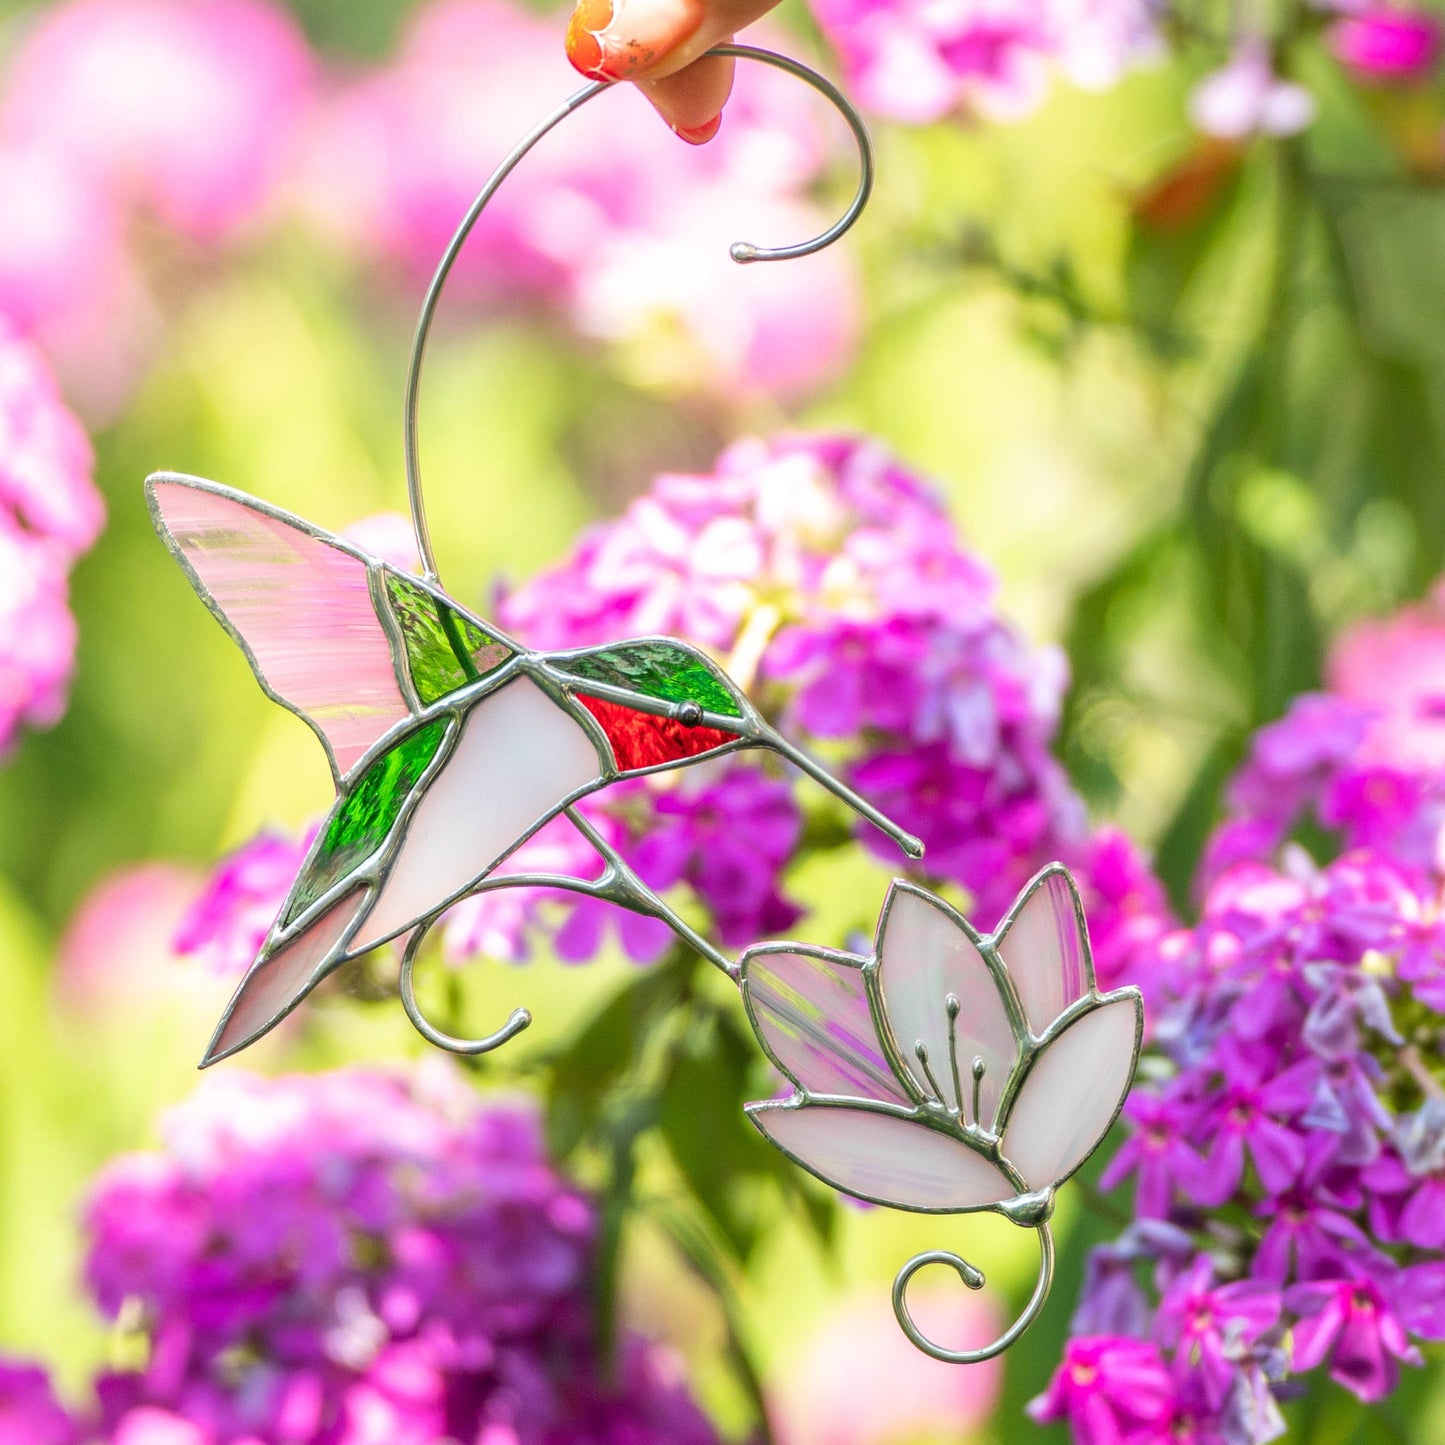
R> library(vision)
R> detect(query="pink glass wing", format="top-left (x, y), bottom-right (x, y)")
top-left (1000, 995), bottom-right (1141, 1190)
top-left (148, 476), bottom-right (412, 776)
top-left (349, 677), bottom-right (601, 951)
top-left (201, 887), bottom-right (366, 1066)
top-left (877, 885), bottom-right (1018, 1131)
top-left (747, 1101), bottom-right (1015, 1211)
top-left (995, 867), bottom-right (1091, 1035)
top-left (743, 949), bottom-right (910, 1105)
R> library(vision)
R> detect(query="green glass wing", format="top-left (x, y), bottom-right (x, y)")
top-left (554, 640), bottom-right (744, 719)
top-left (385, 573), bottom-right (513, 705)
top-left (282, 716), bottom-right (449, 925)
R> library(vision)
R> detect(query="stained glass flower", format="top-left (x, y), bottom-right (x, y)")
top-left (742, 866), bottom-right (1141, 1216)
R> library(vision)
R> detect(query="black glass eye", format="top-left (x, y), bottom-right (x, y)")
top-left (677, 701), bottom-right (704, 727)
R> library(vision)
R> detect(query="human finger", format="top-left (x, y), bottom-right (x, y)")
top-left (635, 50), bottom-right (734, 142)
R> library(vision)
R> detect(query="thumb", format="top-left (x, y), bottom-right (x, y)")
top-left (637, 51), bottom-right (735, 141)
top-left (565, 0), bottom-right (779, 137)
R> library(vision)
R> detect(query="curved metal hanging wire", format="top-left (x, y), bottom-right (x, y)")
top-left (892, 1221), bottom-right (1057, 1364)
top-left (402, 44), bottom-right (875, 582)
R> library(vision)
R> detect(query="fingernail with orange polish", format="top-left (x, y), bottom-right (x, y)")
top-left (565, 0), bottom-right (613, 78)
top-left (671, 114), bottom-right (721, 145)
top-left (564, 0), bottom-right (701, 82)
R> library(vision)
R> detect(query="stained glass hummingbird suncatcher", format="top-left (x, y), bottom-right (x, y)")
top-left (147, 472), bottom-right (921, 1066)
top-left (145, 44), bottom-right (1142, 1370)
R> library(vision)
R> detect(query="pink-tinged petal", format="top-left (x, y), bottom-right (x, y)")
top-left (1181, 1129), bottom-right (1246, 1206)
top-left (1000, 995), bottom-right (1141, 1190)
top-left (1260, 1057), bottom-right (1321, 1115)
top-left (351, 679), bottom-right (601, 951)
top-left (1333, 1313), bottom-right (1411, 1401)
top-left (742, 948), bottom-right (910, 1105)
top-left (1288, 1291), bottom-right (1346, 1371)
top-left (1397, 1262), bottom-right (1445, 1339)
top-left (746, 1101), bottom-right (1015, 1211)
top-left (147, 475), bottom-right (413, 777)
top-left (1250, 1119), bottom-right (1306, 1195)
top-left (1400, 1182), bottom-right (1445, 1250)
top-left (202, 887), bottom-right (366, 1066)
top-left (994, 866), bottom-right (1092, 1034)
top-left (877, 883), bottom-right (1018, 1127)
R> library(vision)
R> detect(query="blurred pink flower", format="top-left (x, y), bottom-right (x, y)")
top-left (0, 320), bottom-right (101, 753)
top-left (0, 527), bottom-right (78, 747)
top-left (1190, 42), bottom-right (1316, 139)
top-left (1327, 585), bottom-right (1445, 771)
top-left (0, 145), bottom-right (134, 347)
top-left (109, 1409), bottom-right (205, 1445)
top-left (174, 830), bottom-right (311, 976)
top-left (2, 0), bottom-right (315, 243)
top-left (342, 512), bottom-right (422, 573)
top-left (297, 0), bottom-right (858, 400)
top-left (773, 1288), bottom-right (1001, 1445)
top-left (0, 1361), bottom-right (77, 1445)
top-left (807, 0), bottom-right (1159, 124)
top-left (573, 188), bottom-right (858, 399)
top-left (56, 863), bottom-right (212, 1017)
top-left (1331, 7), bottom-right (1442, 81)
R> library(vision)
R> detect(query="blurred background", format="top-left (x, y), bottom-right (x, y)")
top-left (4, 0), bottom-right (1445, 1440)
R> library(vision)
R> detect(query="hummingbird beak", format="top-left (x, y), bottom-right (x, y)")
top-left (755, 724), bottom-right (925, 861)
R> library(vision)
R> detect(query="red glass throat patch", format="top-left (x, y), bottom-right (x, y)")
top-left (578, 694), bottom-right (739, 772)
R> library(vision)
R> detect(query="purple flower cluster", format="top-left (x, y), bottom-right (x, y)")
top-left (0, 319), bottom-right (102, 755)
top-left (8, 1066), bottom-right (719, 1445)
top-left (1038, 633), bottom-right (1445, 1438)
top-left (501, 432), bottom-right (1110, 937)
top-left (1211, 582), bottom-right (1445, 887)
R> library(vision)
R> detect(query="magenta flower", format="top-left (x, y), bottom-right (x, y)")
top-left (1331, 7), bottom-right (1443, 82)
top-left (1287, 1273), bottom-right (1422, 1402)
top-left (807, 0), bottom-right (1158, 124)
top-left (1155, 1258), bottom-right (1282, 1408)
top-left (1027, 1336), bottom-right (1174, 1440)
top-left (0, 1361), bottom-right (77, 1445)
top-left (1099, 1090), bottom-right (1200, 1219)
top-left (1181, 1043), bottom-right (1318, 1205)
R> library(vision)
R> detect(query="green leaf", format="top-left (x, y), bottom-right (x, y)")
top-left (544, 951), bottom-right (693, 1160)
top-left (659, 1010), bottom-right (836, 1263)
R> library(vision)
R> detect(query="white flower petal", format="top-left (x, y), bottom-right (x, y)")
top-left (994, 866), bottom-right (1092, 1035)
top-left (877, 884), bottom-right (1018, 1128)
top-left (743, 947), bottom-right (910, 1105)
top-left (748, 1101), bottom-right (1015, 1211)
top-left (1000, 994), bottom-right (1141, 1190)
